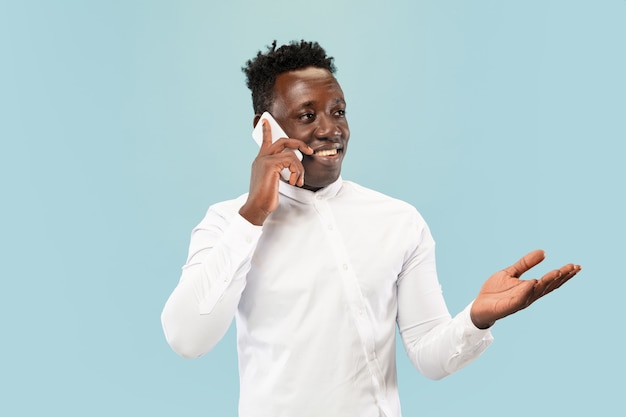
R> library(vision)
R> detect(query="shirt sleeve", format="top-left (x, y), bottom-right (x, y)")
top-left (396, 214), bottom-right (493, 380)
top-left (161, 202), bottom-right (262, 358)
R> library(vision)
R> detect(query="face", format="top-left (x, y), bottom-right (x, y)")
top-left (268, 67), bottom-right (350, 191)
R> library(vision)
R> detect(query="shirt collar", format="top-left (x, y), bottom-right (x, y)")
top-left (278, 176), bottom-right (343, 204)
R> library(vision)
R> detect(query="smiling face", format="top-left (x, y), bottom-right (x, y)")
top-left (268, 67), bottom-right (350, 191)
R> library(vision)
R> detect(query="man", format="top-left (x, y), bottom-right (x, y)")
top-left (161, 40), bottom-right (581, 417)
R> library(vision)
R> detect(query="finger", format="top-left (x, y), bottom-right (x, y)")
top-left (279, 154), bottom-right (305, 186)
top-left (551, 264), bottom-right (581, 291)
top-left (283, 163), bottom-right (299, 186)
top-left (287, 168), bottom-right (305, 187)
top-left (503, 249), bottom-right (546, 278)
top-left (261, 119), bottom-right (273, 148)
top-left (299, 142), bottom-right (314, 156)
top-left (533, 264), bottom-right (580, 299)
top-left (533, 268), bottom-right (564, 298)
top-left (270, 138), bottom-right (311, 154)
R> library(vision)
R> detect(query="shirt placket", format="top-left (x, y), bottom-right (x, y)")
top-left (313, 194), bottom-right (392, 417)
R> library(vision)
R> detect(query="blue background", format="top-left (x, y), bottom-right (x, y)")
top-left (2, 0), bottom-right (624, 415)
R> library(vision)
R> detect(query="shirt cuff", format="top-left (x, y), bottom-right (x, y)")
top-left (459, 301), bottom-right (494, 342)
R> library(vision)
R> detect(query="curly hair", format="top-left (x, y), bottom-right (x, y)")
top-left (242, 40), bottom-right (336, 114)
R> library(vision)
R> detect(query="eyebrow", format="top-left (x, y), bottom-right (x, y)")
top-left (296, 97), bottom-right (346, 109)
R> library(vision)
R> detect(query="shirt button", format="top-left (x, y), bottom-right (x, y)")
top-left (315, 195), bottom-right (322, 200)
top-left (327, 225), bottom-right (334, 231)
top-left (342, 264), bottom-right (348, 270)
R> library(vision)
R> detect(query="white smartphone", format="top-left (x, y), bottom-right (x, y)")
top-left (251, 111), bottom-right (303, 181)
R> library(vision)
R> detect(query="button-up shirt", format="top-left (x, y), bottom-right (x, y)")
top-left (161, 178), bottom-right (493, 417)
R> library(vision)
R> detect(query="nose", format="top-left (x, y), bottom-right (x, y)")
top-left (314, 114), bottom-right (341, 139)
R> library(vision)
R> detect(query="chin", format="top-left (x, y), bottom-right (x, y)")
top-left (303, 174), bottom-right (340, 191)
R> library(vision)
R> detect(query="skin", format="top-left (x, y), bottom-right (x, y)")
top-left (238, 66), bottom-right (581, 329)
top-left (239, 67), bottom-right (348, 225)
top-left (470, 249), bottom-right (581, 328)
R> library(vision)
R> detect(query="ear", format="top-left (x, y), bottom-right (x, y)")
top-left (253, 114), bottom-right (262, 128)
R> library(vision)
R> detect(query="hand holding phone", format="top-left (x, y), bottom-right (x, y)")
top-left (251, 112), bottom-right (303, 181)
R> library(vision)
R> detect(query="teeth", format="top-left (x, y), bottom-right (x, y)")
top-left (315, 149), bottom-right (338, 156)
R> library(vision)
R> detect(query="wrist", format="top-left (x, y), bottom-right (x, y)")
top-left (239, 204), bottom-right (269, 226)
top-left (470, 308), bottom-right (495, 330)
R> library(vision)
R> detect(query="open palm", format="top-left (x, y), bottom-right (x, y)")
top-left (470, 250), bottom-right (581, 329)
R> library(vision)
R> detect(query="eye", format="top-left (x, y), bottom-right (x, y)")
top-left (299, 112), bottom-right (315, 121)
top-left (334, 109), bottom-right (346, 117)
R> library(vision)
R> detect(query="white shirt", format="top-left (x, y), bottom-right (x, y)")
top-left (161, 178), bottom-right (493, 417)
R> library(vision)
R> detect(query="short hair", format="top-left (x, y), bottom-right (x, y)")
top-left (242, 40), bottom-right (336, 114)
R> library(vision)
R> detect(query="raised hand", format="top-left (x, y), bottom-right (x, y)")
top-left (470, 250), bottom-right (581, 329)
top-left (239, 119), bottom-right (313, 226)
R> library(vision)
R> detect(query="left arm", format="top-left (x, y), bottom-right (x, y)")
top-left (397, 215), bottom-right (493, 380)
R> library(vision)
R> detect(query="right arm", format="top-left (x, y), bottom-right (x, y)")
top-left (239, 117), bottom-right (313, 225)
top-left (161, 205), bottom-right (262, 358)
top-left (161, 119), bottom-right (312, 358)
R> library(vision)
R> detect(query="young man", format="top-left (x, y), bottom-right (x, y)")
top-left (161, 40), bottom-right (581, 417)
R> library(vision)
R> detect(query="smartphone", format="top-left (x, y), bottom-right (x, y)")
top-left (251, 112), bottom-right (303, 181)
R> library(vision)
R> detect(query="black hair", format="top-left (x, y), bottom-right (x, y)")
top-left (242, 40), bottom-right (336, 114)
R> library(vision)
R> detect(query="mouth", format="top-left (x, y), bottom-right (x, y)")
top-left (312, 146), bottom-right (342, 158)
top-left (315, 149), bottom-right (338, 157)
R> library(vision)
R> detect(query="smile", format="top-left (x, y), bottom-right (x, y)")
top-left (314, 149), bottom-right (339, 157)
